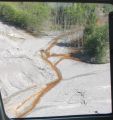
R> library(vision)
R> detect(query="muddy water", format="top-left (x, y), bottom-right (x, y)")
top-left (0, 21), bottom-right (111, 118)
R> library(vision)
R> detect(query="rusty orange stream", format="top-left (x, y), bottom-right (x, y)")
top-left (14, 32), bottom-right (82, 118)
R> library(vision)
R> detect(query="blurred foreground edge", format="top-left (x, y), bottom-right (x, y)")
top-left (0, 0), bottom-right (113, 4)
top-left (0, 93), bottom-right (9, 120)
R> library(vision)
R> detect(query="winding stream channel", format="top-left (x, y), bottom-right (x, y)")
top-left (0, 21), bottom-right (111, 118)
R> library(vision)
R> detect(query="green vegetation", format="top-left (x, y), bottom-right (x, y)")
top-left (84, 25), bottom-right (109, 63)
top-left (0, 2), bottom-right (111, 64)
top-left (51, 3), bottom-right (97, 30)
top-left (0, 2), bottom-right (51, 34)
top-left (82, 4), bottom-right (110, 64)
top-left (103, 4), bottom-right (113, 14)
top-left (64, 4), bottom-right (97, 26)
top-left (62, 3), bottom-right (109, 63)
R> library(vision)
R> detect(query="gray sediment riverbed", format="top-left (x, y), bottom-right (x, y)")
top-left (0, 21), bottom-right (111, 118)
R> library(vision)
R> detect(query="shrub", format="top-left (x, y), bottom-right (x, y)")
top-left (84, 25), bottom-right (109, 64)
top-left (0, 2), bottom-right (51, 34)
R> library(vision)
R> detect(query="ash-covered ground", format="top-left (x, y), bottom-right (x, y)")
top-left (0, 22), bottom-right (111, 118)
